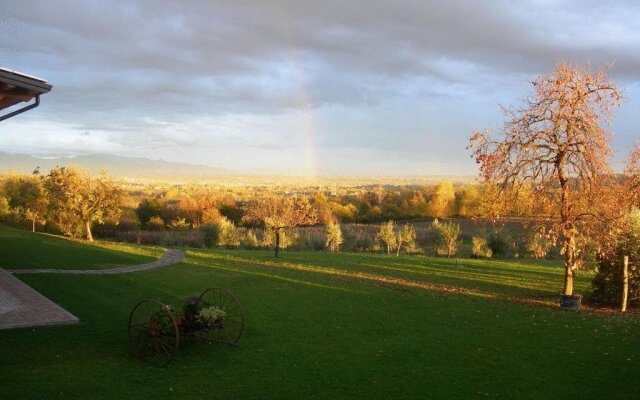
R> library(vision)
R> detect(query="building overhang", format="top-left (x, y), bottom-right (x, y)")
top-left (0, 68), bottom-right (52, 121)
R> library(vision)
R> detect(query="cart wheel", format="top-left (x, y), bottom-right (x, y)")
top-left (198, 288), bottom-right (244, 345)
top-left (128, 299), bottom-right (179, 366)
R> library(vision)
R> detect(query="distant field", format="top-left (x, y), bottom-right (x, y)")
top-left (2, 236), bottom-right (638, 399)
top-left (0, 225), bottom-right (164, 269)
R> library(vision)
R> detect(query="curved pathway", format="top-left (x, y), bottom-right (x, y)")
top-left (8, 249), bottom-right (185, 275)
top-left (1, 249), bottom-right (185, 329)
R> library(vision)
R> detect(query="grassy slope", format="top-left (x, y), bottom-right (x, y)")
top-left (1, 247), bottom-right (639, 399)
top-left (0, 225), bottom-right (164, 269)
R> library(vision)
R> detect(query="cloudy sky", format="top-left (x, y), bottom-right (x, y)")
top-left (1, 0), bottom-right (639, 176)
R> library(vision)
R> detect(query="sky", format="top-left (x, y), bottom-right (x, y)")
top-left (1, 0), bottom-right (639, 176)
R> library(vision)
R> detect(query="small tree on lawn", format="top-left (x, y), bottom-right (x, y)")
top-left (472, 236), bottom-right (492, 258)
top-left (432, 219), bottom-right (461, 257)
top-left (377, 220), bottom-right (397, 254)
top-left (396, 223), bottom-right (417, 256)
top-left (325, 221), bottom-right (344, 252)
top-left (242, 196), bottom-right (317, 257)
top-left (469, 62), bottom-right (628, 298)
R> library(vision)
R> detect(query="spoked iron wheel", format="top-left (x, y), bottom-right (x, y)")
top-left (197, 287), bottom-right (244, 345)
top-left (128, 299), bottom-right (180, 366)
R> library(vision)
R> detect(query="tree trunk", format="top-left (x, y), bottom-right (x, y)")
top-left (274, 228), bottom-right (280, 258)
top-left (562, 234), bottom-right (575, 296)
top-left (396, 242), bottom-right (401, 257)
top-left (85, 220), bottom-right (94, 242)
top-left (622, 255), bottom-right (629, 312)
top-left (557, 154), bottom-right (575, 297)
top-left (32, 217), bottom-right (36, 233)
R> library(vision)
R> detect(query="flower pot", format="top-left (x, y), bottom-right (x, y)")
top-left (559, 294), bottom-right (582, 311)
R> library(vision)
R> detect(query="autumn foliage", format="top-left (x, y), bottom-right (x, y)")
top-left (242, 196), bottom-right (318, 257)
top-left (469, 62), bottom-right (639, 296)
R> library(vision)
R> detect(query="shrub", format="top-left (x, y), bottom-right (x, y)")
top-left (200, 217), bottom-right (240, 248)
top-left (590, 209), bottom-right (640, 308)
top-left (262, 228), bottom-right (296, 249)
top-left (376, 220), bottom-right (397, 254)
top-left (326, 222), bottom-right (344, 252)
top-left (115, 230), bottom-right (204, 247)
top-left (488, 231), bottom-right (513, 258)
top-left (119, 208), bottom-right (142, 231)
top-left (295, 232), bottom-right (326, 251)
top-left (136, 198), bottom-right (163, 225)
top-left (168, 217), bottom-right (190, 231)
top-left (523, 229), bottom-right (553, 259)
top-left (472, 236), bottom-right (492, 258)
top-left (590, 256), bottom-right (639, 308)
top-left (0, 195), bottom-right (9, 218)
top-left (146, 216), bottom-right (166, 231)
top-left (342, 226), bottom-right (375, 252)
top-left (201, 223), bottom-right (220, 248)
top-left (432, 219), bottom-right (461, 257)
top-left (217, 217), bottom-right (240, 248)
top-left (241, 229), bottom-right (260, 249)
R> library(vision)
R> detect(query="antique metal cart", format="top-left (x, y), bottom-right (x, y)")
top-left (128, 287), bottom-right (244, 365)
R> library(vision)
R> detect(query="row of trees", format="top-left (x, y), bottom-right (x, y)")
top-left (0, 164), bottom-right (570, 263)
top-left (0, 167), bottom-right (123, 241)
top-left (128, 182), bottom-right (487, 233)
top-left (186, 217), bottom-right (463, 258)
top-left (311, 181), bottom-right (485, 223)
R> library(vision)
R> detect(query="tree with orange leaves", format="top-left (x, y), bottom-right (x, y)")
top-left (468, 62), bottom-right (632, 301)
top-left (242, 196), bottom-right (317, 257)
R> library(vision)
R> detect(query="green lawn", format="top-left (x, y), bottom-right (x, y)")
top-left (1, 241), bottom-right (639, 399)
top-left (0, 225), bottom-right (165, 269)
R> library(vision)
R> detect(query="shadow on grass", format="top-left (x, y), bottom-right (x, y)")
top-left (184, 258), bottom-right (353, 292)
top-left (179, 250), bottom-right (618, 314)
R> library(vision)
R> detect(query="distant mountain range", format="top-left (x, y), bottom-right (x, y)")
top-left (0, 152), bottom-right (234, 179)
top-left (0, 152), bottom-right (476, 185)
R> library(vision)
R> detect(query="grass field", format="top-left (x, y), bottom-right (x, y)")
top-left (1, 231), bottom-right (639, 399)
top-left (0, 225), bottom-right (165, 269)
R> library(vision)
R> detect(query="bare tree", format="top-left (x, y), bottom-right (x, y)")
top-left (469, 62), bottom-right (625, 297)
top-left (242, 196), bottom-right (317, 257)
top-left (395, 223), bottom-right (417, 256)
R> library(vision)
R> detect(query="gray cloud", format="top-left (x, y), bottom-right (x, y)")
top-left (1, 0), bottom-right (639, 175)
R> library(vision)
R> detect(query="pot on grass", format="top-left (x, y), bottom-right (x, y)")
top-left (560, 294), bottom-right (582, 311)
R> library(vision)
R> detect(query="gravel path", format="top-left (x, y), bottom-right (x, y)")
top-left (8, 249), bottom-right (185, 275)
